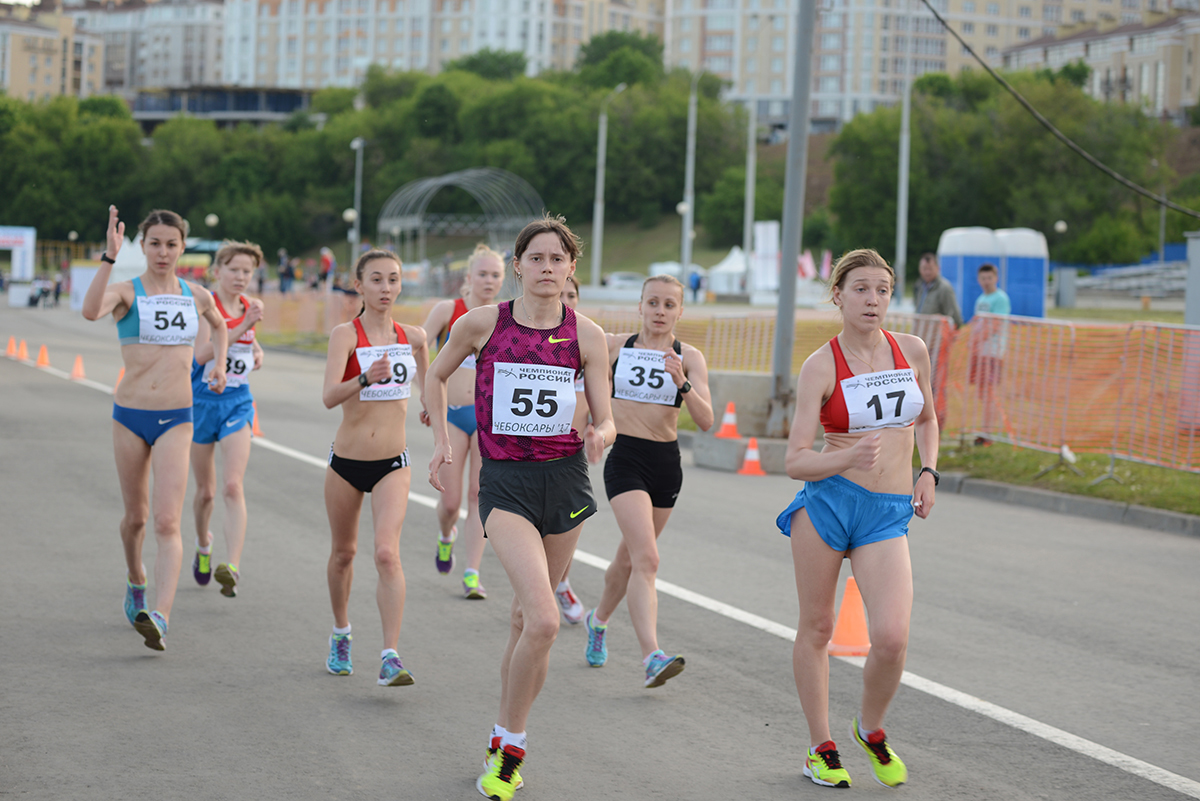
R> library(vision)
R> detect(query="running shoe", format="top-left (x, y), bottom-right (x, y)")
top-left (193, 548), bottom-right (212, 586)
top-left (436, 525), bottom-right (457, 574)
top-left (124, 577), bottom-right (147, 627)
top-left (804, 740), bottom-right (851, 788)
top-left (555, 581), bottom-right (584, 624)
top-left (643, 650), bottom-right (686, 688)
top-left (485, 737), bottom-right (523, 790)
top-left (850, 720), bottom-right (907, 788)
top-left (584, 609), bottom-right (608, 667)
top-left (463, 572), bottom-right (487, 600)
top-left (327, 632), bottom-right (353, 675)
top-left (214, 563), bottom-right (239, 598)
top-left (477, 744), bottom-right (525, 801)
top-left (133, 610), bottom-right (167, 651)
top-left (378, 653), bottom-right (415, 686)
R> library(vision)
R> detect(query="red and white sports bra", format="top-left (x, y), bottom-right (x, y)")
top-left (820, 330), bottom-right (923, 434)
top-left (214, 294), bottom-right (256, 345)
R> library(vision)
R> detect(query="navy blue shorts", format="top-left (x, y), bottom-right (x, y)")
top-left (777, 474), bottom-right (912, 552)
top-left (192, 393), bottom-right (255, 445)
top-left (113, 403), bottom-right (193, 447)
top-left (447, 403), bottom-right (477, 437)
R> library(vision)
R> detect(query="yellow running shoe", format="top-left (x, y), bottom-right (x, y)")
top-left (477, 744), bottom-right (525, 800)
top-left (804, 740), bottom-right (851, 788)
top-left (484, 737), bottom-right (523, 790)
top-left (851, 720), bottom-right (907, 788)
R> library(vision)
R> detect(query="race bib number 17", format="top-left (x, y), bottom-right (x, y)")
top-left (491, 361), bottom-right (576, 437)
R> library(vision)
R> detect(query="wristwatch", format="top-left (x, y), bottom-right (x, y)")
top-left (358, 373), bottom-right (370, 387)
top-left (100, 253), bottom-right (116, 264)
top-left (679, 380), bottom-right (692, 394)
top-left (919, 466), bottom-right (940, 486)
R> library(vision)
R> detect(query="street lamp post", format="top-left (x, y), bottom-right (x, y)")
top-left (342, 207), bottom-right (358, 277)
top-left (743, 99), bottom-right (757, 290)
top-left (350, 137), bottom-right (365, 259)
top-left (894, 0), bottom-right (913, 304)
top-left (680, 70), bottom-right (702, 276)
top-left (591, 82), bottom-right (626, 289)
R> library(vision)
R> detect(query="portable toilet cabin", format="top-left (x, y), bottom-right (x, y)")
top-left (936, 227), bottom-right (1002, 324)
top-left (995, 228), bottom-right (1048, 319)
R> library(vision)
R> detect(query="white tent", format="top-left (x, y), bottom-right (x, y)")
top-left (707, 246), bottom-right (747, 294)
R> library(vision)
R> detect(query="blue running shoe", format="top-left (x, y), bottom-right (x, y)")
top-left (643, 650), bottom-right (686, 688)
top-left (134, 610), bottom-right (167, 651)
top-left (327, 632), bottom-right (352, 675)
top-left (193, 548), bottom-right (212, 586)
top-left (378, 652), bottom-right (415, 686)
top-left (124, 577), bottom-right (147, 627)
top-left (584, 609), bottom-right (608, 667)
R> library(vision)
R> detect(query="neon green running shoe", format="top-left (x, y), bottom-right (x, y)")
top-left (485, 737), bottom-right (523, 790)
top-left (463, 572), bottom-right (487, 600)
top-left (477, 743), bottom-right (525, 800)
top-left (851, 720), bottom-right (907, 788)
top-left (804, 740), bottom-right (851, 788)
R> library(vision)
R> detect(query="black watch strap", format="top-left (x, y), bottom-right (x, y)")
top-left (679, 380), bottom-right (692, 394)
top-left (101, 253), bottom-right (116, 264)
top-left (920, 466), bottom-right (940, 486)
top-left (358, 373), bottom-right (369, 387)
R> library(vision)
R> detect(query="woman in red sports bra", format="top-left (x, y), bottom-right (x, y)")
top-left (778, 249), bottom-right (940, 789)
top-left (320, 249), bottom-right (428, 687)
top-left (420, 244), bottom-right (506, 599)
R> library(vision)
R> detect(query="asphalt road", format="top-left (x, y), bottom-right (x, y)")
top-left (2, 304), bottom-right (1199, 800)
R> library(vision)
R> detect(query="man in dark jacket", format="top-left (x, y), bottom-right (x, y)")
top-left (913, 252), bottom-right (963, 328)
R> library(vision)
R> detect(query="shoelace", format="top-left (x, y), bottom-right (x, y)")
top-left (335, 637), bottom-right (350, 662)
top-left (816, 747), bottom-right (845, 770)
top-left (558, 588), bottom-right (578, 605)
top-left (863, 735), bottom-right (892, 764)
top-left (498, 750), bottom-right (523, 782)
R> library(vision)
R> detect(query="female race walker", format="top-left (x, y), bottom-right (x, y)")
top-left (322, 249), bottom-right (428, 686)
top-left (420, 244), bottom-right (506, 600)
top-left (552, 275), bottom-right (586, 624)
top-left (584, 275), bottom-right (714, 687)
top-left (426, 216), bottom-right (614, 801)
top-left (190, 241), bottom-right (266, 599)
top-left (82, 206), bottom-right (228, 651)
top-left (778, 248), bottom-right (938, 789)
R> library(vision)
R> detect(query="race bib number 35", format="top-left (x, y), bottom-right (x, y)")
top-left (357, 344), bottom-right (417, 401)
top-left (491, 361), bottom-right (576, 437)
top-left (613, 348), bottom-right (677, 406)
top-left (203, 342), bottom-right (254, 389)
top-left (137, 295), bottom-right (198, 346)
top-left (841, 368), bottom-right (924, 433)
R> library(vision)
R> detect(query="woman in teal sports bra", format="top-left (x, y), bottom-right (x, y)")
top-left (82, 205), bottom-right (229, 652)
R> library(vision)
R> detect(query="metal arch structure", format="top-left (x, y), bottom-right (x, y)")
top-left (376, 168), bottom-right (545, 264)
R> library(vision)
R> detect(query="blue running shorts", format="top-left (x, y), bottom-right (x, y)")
top-left (447, 403), bottom-right (478, 437)
top-left (192, 393), bottom-right (255, 445)
top-left (776, 474), bottom-right (912, 552)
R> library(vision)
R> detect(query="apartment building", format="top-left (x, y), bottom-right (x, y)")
top-left (1004, 10), bottom-right (1200, 115)
top-left (69, 0), bottom-right (223, 98)
top-left (0, 7), bottom-right (104, 101)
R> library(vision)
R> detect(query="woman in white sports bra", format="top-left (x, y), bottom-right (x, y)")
top-left (777, 248), bottom-right (939, 789)
top-left (81, 206), bottom-right (229, 652)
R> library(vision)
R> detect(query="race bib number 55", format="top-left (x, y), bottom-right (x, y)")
top-left (491, 361), bottom-right (576, 436)
top-left (357, 344), bottom-right (417, 401)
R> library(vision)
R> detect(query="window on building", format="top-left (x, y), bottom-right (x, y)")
top-left (824, 12), bottom-right (843, 26)
top-left (680, 37), bottom-right (691, 51)
top-left (1019, 5), bottom-right (1031, 14)
top-left (770, 78), bottom-right (782, 93)
top-left (1043, 4), bottom-right (1061, 20)
top-left (962, 21), bottom-right (974, 32)
top-left (820, 32), bottom-right (840, 48)
top-left (818, 76), bottom-right (839, 92)
top-left (771, 56), bottom-right (782, 71)
top-left (1071, 9), bottom-right (1084, 20)
top-left (963, 0), bottom-right (975, 10)
top-left (985, 45), bottom-right (998, 57)
top-left (710, 14), bottom-right (734, 28)
top-left (747, 35), bottom-right (758, 49)
top-left (820, 53), bottom-right (840, 70)
top-left (706, 34), bottom-right (733, 49)
top-left (986, 1), bottom-right (999, 11)
top-left (704, 55), bottom-right (732, 70)
top-left (745, 57), bottom-right (757, 72)
top-left (986, 23), bottom-right (997, 34)
top-left (771, 15), bottom-right (785, 29)
top-left (1018, 26), bottom-right (1030, 37)
top-left (774, 35), bottom-right (786, 50)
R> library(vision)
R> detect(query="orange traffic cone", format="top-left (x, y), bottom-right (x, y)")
top-left (5, 336), bottom-right (15, 358)
top-left (828, 576), bottom-right (871, 657)
top-left (115, 366), bottom-right (124, 390)
top-left (17, 339), bottom-right (28, 360)
top-left (715, 401), bottom-right (739, 439)
top-left (70, 355), bottom-right (86, 380)
top-left (252, 401), bottom-right (264, 436)
top-left (35, 345), bottom-right (49, 367)
top-left (738, 437), bottom-right (768, 476)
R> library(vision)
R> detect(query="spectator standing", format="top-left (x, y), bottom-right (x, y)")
top-left (912, 253), bottom-right (962, 328)
top-left (970, 263), bottom-right (1010, 445)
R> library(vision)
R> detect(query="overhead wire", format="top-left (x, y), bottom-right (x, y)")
top-left (915, 0), bottom-right (1200, 219)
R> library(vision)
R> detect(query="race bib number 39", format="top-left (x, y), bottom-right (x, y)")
top-left (204, 342), bottom-right (254, 389)
top-left (491, 361), bottom-right (576, 437)
top-left (357, 344), bottom-right (417, 401)
top-left (137, 295), bottom-right (198, 346)
top-left (613, 348), bottom-right (677, 406)
top-left (840, 368), bottom-right (924, 433)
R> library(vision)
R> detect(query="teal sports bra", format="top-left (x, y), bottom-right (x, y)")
top-left (116, 277), bottom-right (199, 347)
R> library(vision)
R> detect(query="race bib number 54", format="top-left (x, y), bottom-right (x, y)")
top-left (491, 361), bottom-right (576, 436)
top-left (357, 344), bottom-right (417, 401)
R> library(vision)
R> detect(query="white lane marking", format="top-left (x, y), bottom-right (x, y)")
top-left (17, 352), bottom-right (1200, 798)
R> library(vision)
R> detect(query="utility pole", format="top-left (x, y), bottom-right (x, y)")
top-left (680, 70), bottom-right (701, 275)
top-left (591, 82), bottom-right (626, 288)
top-left (350, 137), bottom-right (365, 260)
top-left (767, 0), bottom-right (818, 438)
top-left (743, 98), bottom-right (758, 288)
top-left (894, 0), bottom-right (912, 303)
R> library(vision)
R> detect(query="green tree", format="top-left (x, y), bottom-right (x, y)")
top-left (577, 30), bottom-right (663, 68)
top-left (311, 87), bottom-right (358, 116)
top-left (413, 83), bottom-right (461, 140)
top-left (578, 47), bottom-right (664, 89)
top-left (78, 95), bottom-right (132, 119)
top-left (444, 48), bottom-right (528, 81)
top-left (362, 65), bottom-right (427, 107)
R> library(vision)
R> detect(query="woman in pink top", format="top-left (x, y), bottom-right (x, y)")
top-left (425, 216), bottom-right (614, 801)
